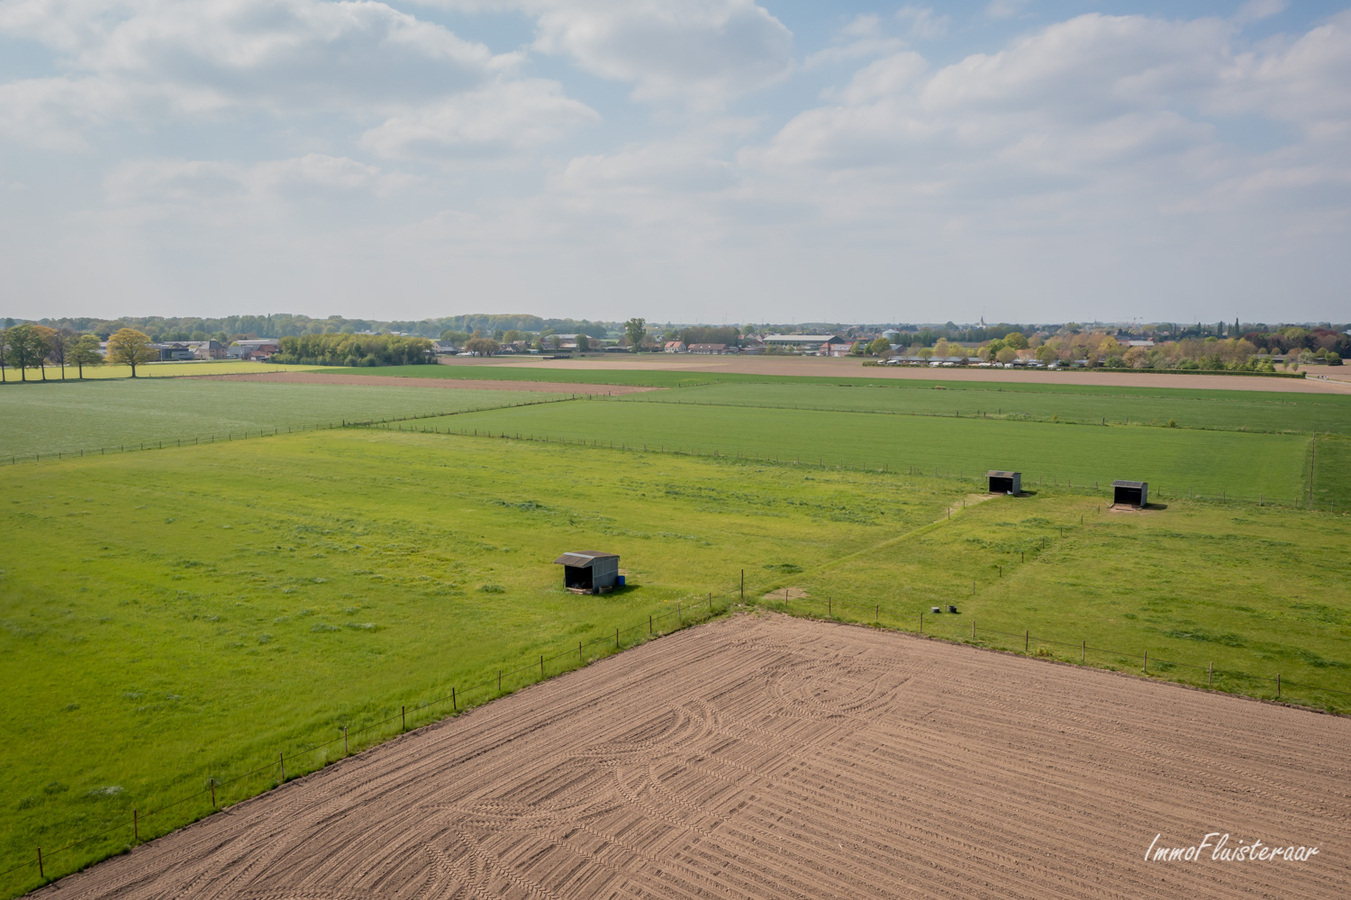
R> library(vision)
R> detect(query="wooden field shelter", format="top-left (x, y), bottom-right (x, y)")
top-left (553, 551), bottom-right (621, 594)
top-left (987, 471), bottom-right (1022, 494)
top-left (1112, 480), bottom-right (1149, 508)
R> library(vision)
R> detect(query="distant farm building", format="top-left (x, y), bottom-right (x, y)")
top-left (1112, 480), bottom-right (1149, 508)
top-left (687, 343), bottom-right (728, 354)
top-left (554, 551), bottom-right (621, 594)
top-left (762, 334), bottom-right (847, 354)
top-left (987, 471), bottom-right (1022, 494)
top-left (664, 341), bottom-right (686, 353)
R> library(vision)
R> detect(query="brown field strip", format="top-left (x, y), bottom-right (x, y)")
top-left (36, 614), bottom-right (1350, 900)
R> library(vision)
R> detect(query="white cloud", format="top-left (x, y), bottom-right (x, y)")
top-left (491, 0), bottom-right (795, 108)
top-left (361, 79), bottom-right (599, 161)
top-left (830, 52), bottom-right (929, 105)
top-left (0, 0), bottom-right (521, 147)
top-left (896, 6), bottom-right (948, 41)
top-left (1236, 0), bottom-right (1288, 24)
top-left (105, 153), bottom-right (411, 209)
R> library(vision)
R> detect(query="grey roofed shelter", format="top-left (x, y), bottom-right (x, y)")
top-left (553, 551), bottom-right (620, 594)
top-left (1112, 480), bottom-right (1149, 508)
top-left (987, 471), bottom-right (1022, 494)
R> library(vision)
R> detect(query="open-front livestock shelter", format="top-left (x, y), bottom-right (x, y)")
top-left (1113, 480), bottom-right (1149, 508)
top-left (553, 551), bottom-right (620, 594)
top-left (987, 471), bottom-right (1022, 494)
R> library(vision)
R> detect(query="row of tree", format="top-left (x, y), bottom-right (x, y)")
top-left (270, 334), bottom-right (435, 367)
top-left (0, 326), bottom-right (164, 382)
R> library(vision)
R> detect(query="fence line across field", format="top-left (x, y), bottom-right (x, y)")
top-left (0, 586), bottom-right (742, 892)
top-left (6, 569), bottom-right (1349, 893)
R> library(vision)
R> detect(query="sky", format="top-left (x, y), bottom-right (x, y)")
top-left (1, 0), bottom-right (1348, 326)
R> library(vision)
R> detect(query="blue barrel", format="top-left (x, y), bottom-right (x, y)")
top-left (616, 575), bottom-right (626, 587)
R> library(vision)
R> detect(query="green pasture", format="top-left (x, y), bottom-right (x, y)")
top-left (770, 493), bottom-right (1351, 711)
top-left (0, 379), bottom-right (562, 459)
top-left (624, 381), bottom-right (1351, 436)
top-left (0, 430), bottom-right (964, 895)
top-left (415, 399), bottom-right (1320, 505)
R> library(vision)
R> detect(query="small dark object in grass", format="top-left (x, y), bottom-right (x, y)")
top-left (948, 605), bottom-right (958, 614)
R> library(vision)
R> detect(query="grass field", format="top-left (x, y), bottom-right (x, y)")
top-left (413, 399), bottom-right (1319, 505)
top-left (0, 379), bottom-right (562, 459)
top-left (0, 430), bottom-right (966, 894)
top-left (622, 381), bottom-right (1351, 435)
top-left (4, 360), bottom-right (334, 381)
top-left (4, 370), bottom-right (1351, 896)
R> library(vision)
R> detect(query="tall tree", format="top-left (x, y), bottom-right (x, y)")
top-left (69, 335), bottom-right (105, 379)
top-left (575, 333), bottom-right (590, 352)
top-left (49, 328), bottom-right (77, 380)
top-left (4, 324), bottom-right (48, 381)
top-left (624, 317), bottom-right (647, 351)
top-left (107, 328), bottom-right (157, 377)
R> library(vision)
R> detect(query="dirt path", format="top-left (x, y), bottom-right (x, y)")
top-left (469, 355), bottom-right (1349, 394)
top-left (191, 371), bottom-right (659, 394)
top-left (39, 614), bottom-right (1349, 900)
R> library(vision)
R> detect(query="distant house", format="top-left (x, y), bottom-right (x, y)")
top-left (740, 340), bottom-right (766, 354)
top-left (187, 340), bottom-right (226, 360)
top-left (687, 343), bottom-right (728, 354)
top-left (431, 340), bottom-right (458, 355)
top-left (664, 341), bottom-right (686, 353)
top-left (152, 342), bottom-right (195, 361)
top-left (227, 339), bottom-right (280, 360)
top-left (763, 334), bottom-right (847, 354)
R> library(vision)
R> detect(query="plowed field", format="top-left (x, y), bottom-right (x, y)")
top-left (35, 614), bottom-right (1349, 900)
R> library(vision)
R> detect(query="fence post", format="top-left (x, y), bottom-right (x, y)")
top-left (1081, 640), bottom-right (1085, 663)
top-left (649, 614), bottom-right (653, 635)
top-left (919, 612), bottom-right (923, 634)
top-left (211, 777), bottom-right (216, 807)
top-left (876, 604), bottom-right (879, 623)
top-left (402, 705), bottom-right (406, 732)
top-left (37, 847), bottom-right (43, 881)
top-left (1143, 650), bottom-right (1148, 674)
top-left (498, 669), bottom-right (502, 691)
top-left (279, 752), bottom-right (285, 782)
top-left (580, 641), bottom-right (584, 662)
top-left (740, 569), bottom-right (744, 601)
top-left (1277, 674), bottom-right (1281, 698)
top-left (540, 655), bottom-right (544, 677)
top-left (134, 808), bottom-right (139, 842)
top-left (828, 597), bottom-right (832, 617)
top-left (1209, 662), bottom-right (1213, 685)
top-left (615, 627), bottom-right (619, 649)
top-left (451, 689), bottom-right (456, 713)
top-left (1025, 630), bottom-right (1029, 652)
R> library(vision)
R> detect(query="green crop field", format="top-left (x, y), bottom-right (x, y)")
top-left (412, 399), bottom-right (1323, 505)
top-left (3, 372), bottom-right (1350, 897)
top-left (0, 379), bottom-right (564, 459)
top-left (622, 381), bottom-right (1351, 435)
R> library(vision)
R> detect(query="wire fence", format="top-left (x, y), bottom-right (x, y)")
top-left (368, 418), bottom-right (1342, 515)
top-left (6, 566), bottom-right (1349, 893)
top-left (756, 590), bottom-right (1351, 710)
top-left (0, 585), bottom-right (744, 894)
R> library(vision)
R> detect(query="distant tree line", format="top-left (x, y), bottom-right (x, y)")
top-left (271, 334), bottom-right (434, 367)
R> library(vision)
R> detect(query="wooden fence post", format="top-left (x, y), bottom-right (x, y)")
top-left (919, 612), bottom-right (923, 634)
top-left (402, 705), bottom-right (406, 732)
top-left (279, 752), bottom-right (285, 782)
top-left (1208, 662), bottom-right (1213, 685)
top-left (498, 669), bottom-right (502, 691)
top-left (1277, 674), bottom-right (1281, 698)
top-left (37, 847), bottom-right (43, 881)
top-left (210, 777), bottom-right (216, 807)
top-left (1081, 640), bottom-right (1085, 663)
top-left (451, 690), bottom-right (456, 713)
top-left (615, 627), bottom-right (619, 649)
top-left (540, 654), bottom-right (544, 677)
top-left (134, 809), bottom-right (139, 841)
top-left (740, 569), bottom-right (744, 601)
top-left (1025, 630), bottom-right (1029, 652)
top-left (1143, 650), bottom-right (1148, 674)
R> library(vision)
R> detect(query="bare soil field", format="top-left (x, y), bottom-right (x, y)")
top-left (194, 371), bottom-right (658, 395)
top-left (37, 613), bottom-right (1349, 900)
top-left (486, 354), bottom-right (1346, 393)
